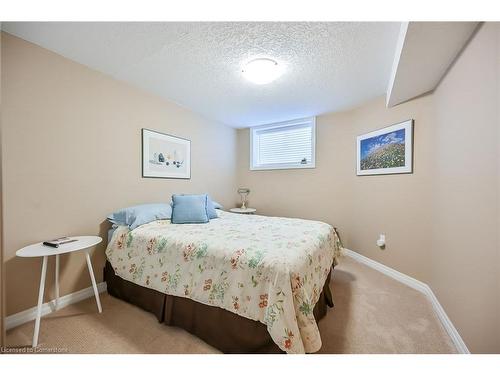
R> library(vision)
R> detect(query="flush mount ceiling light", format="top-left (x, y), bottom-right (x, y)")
top-left (242, 58), bottom-right (282, 85)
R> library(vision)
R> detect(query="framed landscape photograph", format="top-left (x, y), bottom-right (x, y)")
top-left (142, 128), bottom-right (191, 179)
top-left (357, 119), bottom-right (413, 176)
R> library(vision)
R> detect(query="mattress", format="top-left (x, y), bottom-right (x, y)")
top-left (105, 210), bottom-right (342, 353)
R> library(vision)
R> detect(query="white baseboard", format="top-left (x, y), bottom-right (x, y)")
top-left (6, 282), bottom-right (107, 331)
top-left (343, 249), bottom-right (470, 354)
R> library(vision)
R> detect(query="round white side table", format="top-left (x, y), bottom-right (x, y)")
top-left (16, 236), bottom-right (103, 347)
top-left (229, 207), bottom-right (257, 214)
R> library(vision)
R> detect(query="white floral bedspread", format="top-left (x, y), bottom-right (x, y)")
top-left (105, 210), bottom-right (342, 353)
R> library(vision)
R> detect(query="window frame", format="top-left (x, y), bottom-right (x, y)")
top-left (249, 117), bottom-right (316, 171)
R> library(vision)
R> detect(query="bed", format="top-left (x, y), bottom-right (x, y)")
top-left (104, 210), bottom-right (342, 353)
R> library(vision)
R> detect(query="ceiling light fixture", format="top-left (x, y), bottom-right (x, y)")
top-left (242, 58), bottom-right (282, 85)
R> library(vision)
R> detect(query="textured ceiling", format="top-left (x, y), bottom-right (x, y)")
top-left (3, 22), bottom-right (401, 128)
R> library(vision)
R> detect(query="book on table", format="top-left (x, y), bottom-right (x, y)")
top-left (42, 237), bottom-right (77, 248)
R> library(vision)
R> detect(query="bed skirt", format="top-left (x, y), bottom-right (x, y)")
top-left (104, 260), bottom-right (334, 353)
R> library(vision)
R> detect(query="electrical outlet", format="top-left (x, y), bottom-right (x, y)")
top-left (377, 234), bottom-right (386, 248)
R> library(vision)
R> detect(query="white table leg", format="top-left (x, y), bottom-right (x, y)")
top-left (55, 254), bottom-right (60, 310)
top-left (33, 256), bottom-right (48, 347)
top-left (85, 250), bottom-right (102, 313)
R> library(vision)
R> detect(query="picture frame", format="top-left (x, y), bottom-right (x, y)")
top-left (356, 119), bottom-right (414, 176)
top-left (142, 128), bottom-right (191, 179)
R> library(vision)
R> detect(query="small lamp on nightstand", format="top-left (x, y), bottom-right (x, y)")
top-left (237, 188), bottom-right (250, 209)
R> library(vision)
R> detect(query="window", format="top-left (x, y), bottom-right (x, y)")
top-left (250, 117), bottom-right (316, 170)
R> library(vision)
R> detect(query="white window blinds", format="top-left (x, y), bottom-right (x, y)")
top-left (250, 117), bottom-right (316, 170)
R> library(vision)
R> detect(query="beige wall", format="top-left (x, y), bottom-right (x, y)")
top-left (1, 33), bottom-right (238, 316)
top-left (237, 23), bottom-right (500, 353)
top-left (429, 23), bottom-right (500, 353)
top-left (238, 95), bottom-right (434, 281)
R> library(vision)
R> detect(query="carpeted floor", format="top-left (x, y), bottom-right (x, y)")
top-left (6, 256), bottom-right (456, 354)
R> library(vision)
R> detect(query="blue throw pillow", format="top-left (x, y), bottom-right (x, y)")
top-left (212, 200), bottom-right (223, 209)
top-left (107, 203), bottom-right (172, 230)
top-left (171, 194), bottom-right (209, 224)
top-left (206, 195), bottom-right (219, 219)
